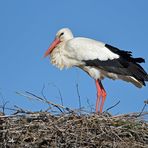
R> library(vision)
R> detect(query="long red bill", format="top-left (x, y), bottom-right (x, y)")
top-left (44, 38), bottom-right (60, 57)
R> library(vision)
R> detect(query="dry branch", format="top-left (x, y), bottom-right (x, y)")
top-left (16, 91), bottom-right (74, 113)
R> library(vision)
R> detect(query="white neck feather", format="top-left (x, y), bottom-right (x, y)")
top-left (50, 42), bottom-right (82, 70)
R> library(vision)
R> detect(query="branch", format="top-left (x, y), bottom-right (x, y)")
top-left (86, 97), bottom-right (94, 112)
top-left (104, 100), bottom-right (120, 112)
top-left (49, 83), bottom-right (64, 108)
top-left (135, 100), bottom-right (147, 117)
top-left (76, 83), bottom-right (82, 110)
top-left (13, 105), bottom-right (32, 115)
top-left (41, 84), bottom-right (53, 112)
top-left (0, 92), bottom-right (9, 115)
top-left (16, 91), bottom-right (74, 113)
top-left (41, 84), bottom-right (47, 100)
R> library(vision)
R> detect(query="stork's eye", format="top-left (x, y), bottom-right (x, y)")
top-left (60, 32), bottom-right (64, 37)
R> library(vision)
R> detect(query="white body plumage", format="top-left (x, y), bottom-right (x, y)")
top-left (48, 29), bottom-right (145, 87)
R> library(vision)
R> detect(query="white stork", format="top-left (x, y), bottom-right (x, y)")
top-left (44, 28), bottom-right (148, 113)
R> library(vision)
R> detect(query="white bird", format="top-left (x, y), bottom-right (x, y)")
top-left (44, 28), bottom-right (148, 113)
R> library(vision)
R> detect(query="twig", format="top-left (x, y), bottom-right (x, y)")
top-left (13, 105), bottom-right (32, 114)
top-left (48, 83), bottom-right (64, 108)
top-left (135, 101), bottom-right (147, 117)
top-left (104, 100), bottom-right (120, 112)
top-left (0, 106), bottom-right (20, 112)
top-left (41, 84), bottom-right (53, 112)
top-left (41, 84), bottom-right (47, 100)
top-left (26, 91), bottom-right (64, 113)
top-left (111, 112), bottom-right (148, 118)
top-left (0, 92), bottom-right (9, 115)
top-left (86, 97), bottom-right (93, 112)
top-left (17, 91), bottom-right (63, 113)
top-left (0, 114), bottom-right (26, 118)
top-left (1, 101), bottom-right (9, 115)
top-left (16, 91), bottom-right (74, 113)
top-left (76, 83), bottom-right (82, 110)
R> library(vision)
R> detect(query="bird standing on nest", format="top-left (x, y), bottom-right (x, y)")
top-left (44, 28), bottom-right (148, 113)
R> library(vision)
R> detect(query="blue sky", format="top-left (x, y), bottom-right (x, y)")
top-left (0, 0), bottom-right (147, 114)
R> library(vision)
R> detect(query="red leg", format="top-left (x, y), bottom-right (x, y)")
top-left (99, 81), bottom-right (107, 113)
top-left (95, 80), bottom-right (102, 113)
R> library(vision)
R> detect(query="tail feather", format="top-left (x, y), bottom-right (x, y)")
top-left (145, 74), bottom-right (148, 81)
top-left (132, 67), bottom-right (148, 83)
top-left (134, 58), bottom-right (145, 63)
top-left (124, 60), bottom-right (148, 86)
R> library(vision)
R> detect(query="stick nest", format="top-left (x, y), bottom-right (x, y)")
top-left (0, 111), bottom-right (147, 148)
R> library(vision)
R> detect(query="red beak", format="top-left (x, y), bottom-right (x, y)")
top-left (44, 38), bottom-right (61, 57)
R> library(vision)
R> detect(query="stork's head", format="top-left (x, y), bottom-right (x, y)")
top-left (44, 28), bottom-right (73, 57)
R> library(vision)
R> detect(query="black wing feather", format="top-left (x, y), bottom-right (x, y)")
top-left (84, 44), bottom-right (148, 86)
top-left (105, 44), bottom-right (145, 63)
